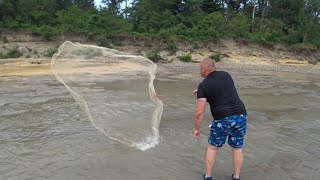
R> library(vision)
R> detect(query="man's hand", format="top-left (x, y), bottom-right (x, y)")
top-left (194, 129), bottom-right (200, 139)
top-left (193, 89), bottom-right (198, 96)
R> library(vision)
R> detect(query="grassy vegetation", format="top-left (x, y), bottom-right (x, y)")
top-left (2, 36), bottom-right (8, 43)
top-left (112, 39), bottom-right (124, 47)
top-left (0, 46), bottom-right (23, 59)
top-left (32, 49), bottom-right (38, 55)
top-left (0, 52), bottom-right (6, 59)
top-left (178, 53), bottom-right (192, 62)
top-left (211, 53), bottom-right (221, 62)
top-left (192, 43), bottom-right (200, 49)
top-left (44, 47), bottom-right (58, 57)
top-left (147, 50), bottom-right (163, 63)
top-left (97, 35), bottom-right (112, 48)
top-left (165, 40), bottom-right (179, 54)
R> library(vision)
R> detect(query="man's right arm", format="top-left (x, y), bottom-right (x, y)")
top-left (194, 98), bottom-right (207, 129)
top-left (193, 83), bottom-right (207, 139)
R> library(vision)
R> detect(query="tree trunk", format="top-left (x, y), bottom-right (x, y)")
top-left (242, 0), bottom-right (247, 12)
top-left (252, 0), bottom-right (256, 32)
top-left (303, 32), bottom-right (307, 43)
top-left (260, 0), bottom-right (268, 29)
top-left (125, 0), bottom-right (128, 19)
top-left (261, 0), bottom-right (267, 19)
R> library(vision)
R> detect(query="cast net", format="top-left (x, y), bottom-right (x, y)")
top-left (51, 41), bottom-right (163, 151)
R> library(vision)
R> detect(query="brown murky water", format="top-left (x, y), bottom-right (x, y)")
top-left (0, 70), bottom-right (319, 180)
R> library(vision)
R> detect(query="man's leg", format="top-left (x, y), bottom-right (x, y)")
top-left (232, 148), bottom-right (243, 179)
top-left (228, 115), bottom-right (247, 179)
top-left (205, 145), bottom-right (218, 178)
top-left (206, 120), bottom-right (227, 178)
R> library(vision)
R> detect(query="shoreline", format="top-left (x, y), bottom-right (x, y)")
top-left (0, 57), bottom-right (320, 80)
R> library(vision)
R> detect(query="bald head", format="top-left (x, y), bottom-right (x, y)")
top-left (201, 58), bottom-right (215, 69)
top-left (199, 58), bottom-right (216, 77)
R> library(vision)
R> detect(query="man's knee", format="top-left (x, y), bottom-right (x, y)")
top-left (232, 147), bottom-right (243, 151)
top-left (207, 144), bottom-right (219, 151)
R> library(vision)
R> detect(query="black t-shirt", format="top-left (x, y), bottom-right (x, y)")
top-left (197, 71), bottom-right (247, 119)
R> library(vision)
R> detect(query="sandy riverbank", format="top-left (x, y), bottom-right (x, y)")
top-left (0, 55), bottom-right (320, 81)
top-left (1, 38), bottom-right (320, 80)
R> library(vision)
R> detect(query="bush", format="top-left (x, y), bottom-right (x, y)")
top-left (32, 49), bottom-right (38, 55)
top-left (147, 50), bottom-right (163, 63)
top-left (44, 47), bottom-right (58, 57)
top-left (312, 40), bottom-right (320, 48)
top-left (165, 41), bottom-right (178, 54)
top-left (197, 12), bottom-right (226, 39)
top-left (211, 53), bottom-right (221, 62)
top-left (178, 53), bottom-right (192, 62)
top-left (97, 35), bottom-right (112, 48)
top-left (309, 58), bottom-right (320, 65)
top-left (112, 39), bottom-right (124, 46)
top-left (40, 26), bottom-right (57, 41)
top-left (25, 54), bottom-right (31, 58)
top-left (7, 46), bottom-right (23, 58)
top-left (6, 20), bottom-right (20, 29)
top-left (29, 26), bottom-right (42, 36)
top-left (0, 46), bottom-right (23, 59)
top-left (308, 59), bottom-right (317, 65)
top-left (2, 36), bottom-right (8, 43)
top-left (229, 14), bottom-right (249, 38)
top-left (193, 42), bottom-right (200, 49)
top-left (0, 52), bottom-right (7, 59)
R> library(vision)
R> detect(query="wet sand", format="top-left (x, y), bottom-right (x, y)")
top-left (1, 55), bottom-right (320, 80)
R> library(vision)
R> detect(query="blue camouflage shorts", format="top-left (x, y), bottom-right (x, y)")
top-left (208, 114), bottom-right (247, 148)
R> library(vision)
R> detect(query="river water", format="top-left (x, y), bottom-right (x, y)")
top-left (0, 69), bottom-right (319, 180)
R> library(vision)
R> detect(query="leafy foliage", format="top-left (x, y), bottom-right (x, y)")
top-left (211, 53), bottom-right (221, 62)
top-left (0, 46), bottom-right (23, 59)
top-left (147, 50), bottom-right (163, 63)
top-left (32, 49), bottom-right (38, 55)
top-left (97, 35), bottom-right (112, 48)
top-left (0, 0), bottom-right (318, 47)
top-left (44, 47), bottom-right (58, 57)
top-left (178, 53), bottom-right (192, 62)
top-left (2, 36), bottom-right (8, 43)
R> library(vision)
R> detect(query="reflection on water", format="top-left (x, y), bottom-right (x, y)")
top-left (0, 71), bottom-right (319, 180)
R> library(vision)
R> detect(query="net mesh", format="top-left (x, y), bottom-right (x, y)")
top-left (51, 41), bottom-right (163, 151)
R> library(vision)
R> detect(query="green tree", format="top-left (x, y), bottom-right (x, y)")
top-left (0, 0), bottom-right (19, 27)
top-left (56, 6), bottom-right (90, 33)
top-left (102, 0), bottom-right (125, 14)
top-left (269, 0), bottom-right (304, 29)
top-left (197, 12), bottom-right (226, 39)
top-left (17, 0), bottom-right (57, 26)
top-left (229, 14), bottom-right (249, 37)
top-left (296, 0), bottom-right (320, 45)
top-left (201, 0), bottom-right (224, 13)
top-left (73, 0), bottom-right (95, 10)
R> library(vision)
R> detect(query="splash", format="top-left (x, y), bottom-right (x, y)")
top-left (51, 41), bottom-right (163, 151)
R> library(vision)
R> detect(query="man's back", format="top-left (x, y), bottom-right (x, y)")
top-left (197, 71), bottom-right (246, 119)
top-left (194, 59), bottom-right (247, 180)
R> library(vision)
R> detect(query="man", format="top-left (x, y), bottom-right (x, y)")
top-left (193, 58), bottom-right (247, 180)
